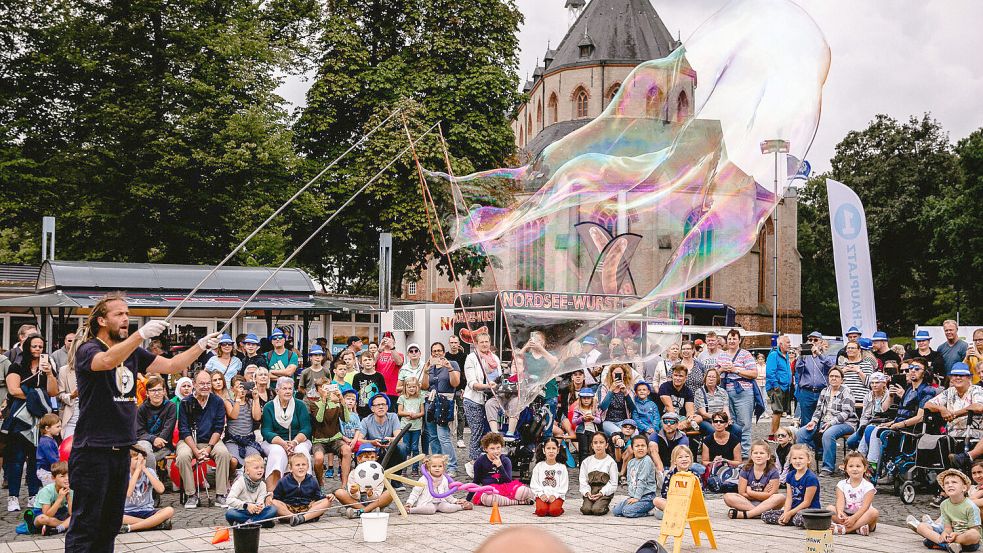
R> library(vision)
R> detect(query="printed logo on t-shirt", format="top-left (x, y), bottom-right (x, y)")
top-left (543, 468), bottom-right (560, 489)
top-left (115, 364), bottom-right (136, 401)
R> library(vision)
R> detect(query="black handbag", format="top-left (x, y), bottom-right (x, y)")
top-left (428, 393), bottom-right (455, 425)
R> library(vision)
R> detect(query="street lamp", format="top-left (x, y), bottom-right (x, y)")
top-left (760, 139), bottom-right (790, 336)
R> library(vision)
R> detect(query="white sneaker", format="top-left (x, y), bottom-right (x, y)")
top-left (465, 461), bottom-right (474, 478)
top-left (26, 495), bottom-right (35, 508)
top-left (922, 514), bottom-right (934, 525)
top-left (457, 439), bottom-right (466, 448)
top-left (906, 515), bottom-right (920, 532)
top-left (7, 497), bottom-right (20, 512)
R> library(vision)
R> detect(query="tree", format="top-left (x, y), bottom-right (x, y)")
top-left (292, 0), bottom-right (522, 295)
top-left (797, 114), bottom-right (961, 335)
top-left (0, 0), bottom-right (316, 266)
top-left (933, 128), bottom-right (983, 322)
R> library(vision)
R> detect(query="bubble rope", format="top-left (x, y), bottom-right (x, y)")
top-left (421, 466), bottom-right (496, 499)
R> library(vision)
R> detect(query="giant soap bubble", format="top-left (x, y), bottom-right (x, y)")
top-left (426, 0), bottom-right (830, 416)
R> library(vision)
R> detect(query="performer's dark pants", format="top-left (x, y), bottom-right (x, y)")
top-left (66, 446), bottom-right (130, 553)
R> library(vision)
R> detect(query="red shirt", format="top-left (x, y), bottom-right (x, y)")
top-left (375, 351), bottom-right (401, 395)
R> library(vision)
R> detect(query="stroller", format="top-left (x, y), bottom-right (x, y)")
top-left (501, 395), bottom-right (552, 483)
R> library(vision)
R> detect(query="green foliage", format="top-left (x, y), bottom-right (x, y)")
top-left (798, 114), bottom-right (969, 335)
top-left (292, 0), bottom-right (522, 295)
top-left (0, 0), bottom-right (315, 266)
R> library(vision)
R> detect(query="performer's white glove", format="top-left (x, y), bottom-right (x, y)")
top-left (138, 320), bottom-right (170, 340)
top-left (197, 332), bottom-right (222, 351)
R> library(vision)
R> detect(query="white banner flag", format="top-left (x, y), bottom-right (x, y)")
top-left (827, 179), bottom-right (877, 337)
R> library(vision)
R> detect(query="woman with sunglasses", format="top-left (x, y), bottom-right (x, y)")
top-left (422, 341), bottom-right (461, 473)
top-left (205, 334), bottom-right (241, 386)
top-left (701, 411), bottom-right (743, 468)
top-left (397, 343), bottom-right (426, 395)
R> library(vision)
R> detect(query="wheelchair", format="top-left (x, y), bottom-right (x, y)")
top-left (875, 412), bottom-right (965, 504)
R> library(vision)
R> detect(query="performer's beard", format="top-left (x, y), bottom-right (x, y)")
top-left (109, 324), bottom-right (129, 342)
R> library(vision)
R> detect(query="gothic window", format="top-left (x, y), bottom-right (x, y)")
top-left (677, 90), bottom-right (690, 121)
top-left (519, 127), bottom-right (525, 147)
top-left (547, 93), bottom-right (558, 125)
top-left (536, 100), bottom-right (543, 124)
top-left (605, 83), bottom-right (621, 107)
top-left (575, 88), bottom-right (589, 119)
top-left (757, 219), bottom-right (774, 304)
top-left (518, 220), bottom-right (545, 290)
top-left (645, 86), bottom-right (664, 119)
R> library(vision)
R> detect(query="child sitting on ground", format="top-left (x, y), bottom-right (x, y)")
top-left (470, 432), bottom-right (534, 507)
top-left (225, 454), bottom-right (277, 528)
top-left (828, 451), bottom-right (879, 535)
top-left (334, 444), bottom-right (394, 518)
top-left (406, 454), bottom-right (472, 515)
top-left (613, 435), bottom-right (658, 518)
top-left (24, 461), bottom-right (71, 535)
top-left (271, 452), bottom-right (334, 526)
top-left (611, 419), bottom-right (639, 481)
top-left (762, 443), bottom-right (820, 527)
top-left (121, 446), bottom-right (174, 533)
top-left (911, 469), bottom-right (982, 552)
top-left (35, 414), bottom-right (61, 487)
top-left (724, 440), bottom-right (785, 519)
top-left (579, 432), bottom-right (619, 516)
top-left (654, 445), bottom-right (700, 516)
top-left (530, 437), bottom-right (569, 517)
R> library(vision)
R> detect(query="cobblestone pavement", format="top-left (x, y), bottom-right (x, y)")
top-left (0, 496), bottom-right (923, 553)
top-left (0, 419), bottom-right (942, 545)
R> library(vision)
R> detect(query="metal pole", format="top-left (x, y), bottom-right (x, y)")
top-left (773, 150), bottom-right (779, 335)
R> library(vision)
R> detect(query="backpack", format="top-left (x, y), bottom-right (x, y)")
top-left (705, 461), bottom-right (740, 493)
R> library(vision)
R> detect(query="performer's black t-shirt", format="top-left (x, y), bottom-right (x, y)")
top-left (73, 338), bottom-right (157, 448)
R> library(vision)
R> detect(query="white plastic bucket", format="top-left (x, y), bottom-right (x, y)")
top-left (360, 512), bottom-right (390, 542)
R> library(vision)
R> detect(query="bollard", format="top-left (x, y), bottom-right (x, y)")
top-left (800, 509), bottom-right (834, 553)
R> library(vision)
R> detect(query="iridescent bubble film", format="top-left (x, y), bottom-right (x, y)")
top-left (427, 0), bottom-right (830, 414)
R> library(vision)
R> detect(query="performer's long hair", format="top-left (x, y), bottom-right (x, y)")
top-left (67, 291), bottom-right (128, 371)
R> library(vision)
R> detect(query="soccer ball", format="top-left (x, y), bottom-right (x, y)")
top-left (352, 461), bottom-right (385, 491)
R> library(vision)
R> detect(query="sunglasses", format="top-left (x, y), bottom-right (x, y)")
top-left (408, 348), bottom-right (420, 353)
top-left (712, 419), bottom-right (726, 424)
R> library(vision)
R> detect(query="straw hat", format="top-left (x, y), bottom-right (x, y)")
top-left (937, 468), bottom-right (971, 488)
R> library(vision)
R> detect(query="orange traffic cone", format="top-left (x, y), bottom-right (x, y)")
top-left (489, 500), bottom-right (502, 525)
top-left (212, 527), bottom-right (230, 544)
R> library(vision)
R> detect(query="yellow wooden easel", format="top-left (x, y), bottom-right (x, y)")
top-left (657, 471), bottom-right (717, 553)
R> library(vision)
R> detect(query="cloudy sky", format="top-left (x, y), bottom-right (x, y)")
top-left (278, 0), bottom-right (982, 173)
top-left (513, 0), bottom-right (983, 172)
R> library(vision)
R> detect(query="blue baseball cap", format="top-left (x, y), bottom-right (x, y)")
top-left (872, 331), bottom-right (889, 342)
top-left (270, 329), bottom-right (286, 340)
top-left (950, 362), bottom-right (972, 377)
top-left (356, 444), bottom-right (377, 455)
top-left (858, 338), bottom-right (873, 351)
top-left (309, 345), bottom-right (325, 356)
top-left (243, 333), bottom-right (260, 345)
top-left (581, 336), bottom-right (597, 345)
top-left (578, 388), bottom-right (596, 397)
top-left (807, 331), bottom-right (823, 339)
top-left (218, 333), bottom-right (234, 344)
top-left (846, 326), bottom-right (862, 336)
top-left (914, 330), bottom-right (931, 342)
top-left (341, 385), bottom-right (356, 397)
top-left (619, 419), bottom-right (637, 428)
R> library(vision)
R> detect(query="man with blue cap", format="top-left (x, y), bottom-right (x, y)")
top-left (928, 362), bottom-right (983, 468)
top-left (266, 328), bottom-right (299, 378)
top-left (870, 330), bottom-right (901, 368)
top-left (239, 333), bottom-right (268, 372)
top-left (938, 319), bottom-right (970, 376)
top-left (796, 330), bottom-right (834, 426)
top-left (904, 329), bottom-right (945, 377)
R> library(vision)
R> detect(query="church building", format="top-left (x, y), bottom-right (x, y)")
top-left (404, 0), bottom-right (802, 338)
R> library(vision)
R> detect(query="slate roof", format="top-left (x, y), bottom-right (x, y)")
top-left (547, 0), bottom-right (679, 74)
